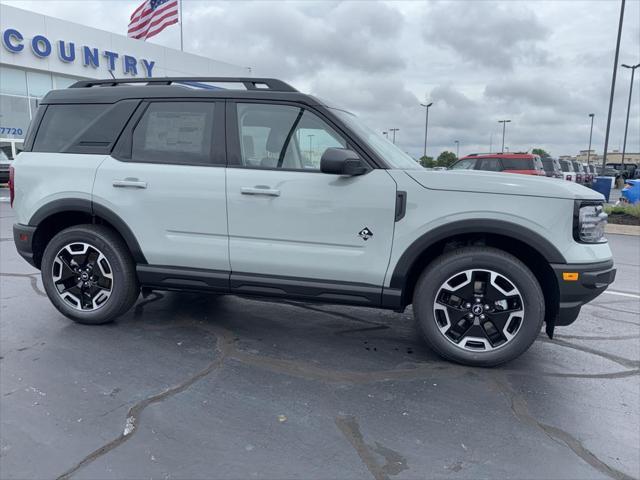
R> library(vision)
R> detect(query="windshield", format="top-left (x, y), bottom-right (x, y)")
top-left (560, 160), bottom-right (574, 171)
top-left (329, 108), bottom-right (422, 170)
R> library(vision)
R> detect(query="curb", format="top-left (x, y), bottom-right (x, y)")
top-left (606, 223), bottom-right (640, 236)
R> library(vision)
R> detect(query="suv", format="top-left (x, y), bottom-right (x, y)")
top-left (11, 77), bottom-right (616, 367)
top-left (541, 157), bottom-right (563, 179)
top-left (559, 159), bottom-right (575, 182)
top-left (451, 153), bottom-right (546, 176)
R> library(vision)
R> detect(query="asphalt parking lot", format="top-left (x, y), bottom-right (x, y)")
top-left (1, 197), bottom-right (639, 480)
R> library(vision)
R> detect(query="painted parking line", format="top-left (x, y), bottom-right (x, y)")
top-left (603, 290), bottom-right (640, 299)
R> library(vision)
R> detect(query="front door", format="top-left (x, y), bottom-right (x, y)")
top-left (225, 101), bottom-right (397, 294)
top-left (93, 100), bottom-right (229, 275)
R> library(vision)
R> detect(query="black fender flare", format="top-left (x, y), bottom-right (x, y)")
top-left (389, 219), bottom-right (566, 289)
top-left (28, 198), bottom-right (147, 264)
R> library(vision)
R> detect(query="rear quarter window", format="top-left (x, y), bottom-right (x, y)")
top-left (32, 104), bottom-right (107, 153)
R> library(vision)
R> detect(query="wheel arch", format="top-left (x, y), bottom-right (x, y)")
top-left (28, 198), bottom-right (147, 269)
top-left (388, 220), bottom-right (563, 332)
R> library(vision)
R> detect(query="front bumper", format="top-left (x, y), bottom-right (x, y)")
top-left (13, 223), bottom-right (37, 268)
top-left (551, 259), bottom-right (616, 326)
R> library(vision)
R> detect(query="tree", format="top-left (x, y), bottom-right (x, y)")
top-left (419, 155), bottom-right (435, 168)
top-left (436, 151), bottom-right (457, 167)
top-left (532, 148), bottom-right (551, 159)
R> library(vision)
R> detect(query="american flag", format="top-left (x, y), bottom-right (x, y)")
top-left (128, 0), bottom-right (179, 41)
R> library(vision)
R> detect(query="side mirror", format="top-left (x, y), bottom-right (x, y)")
top-left (320, 148), bottom-right (367, 176)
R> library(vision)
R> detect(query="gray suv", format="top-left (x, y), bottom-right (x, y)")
top-left (11, 77), bottom-right (616, 366)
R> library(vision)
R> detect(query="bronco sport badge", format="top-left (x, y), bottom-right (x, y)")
top-left (358, 227), bottom-right (373, 241)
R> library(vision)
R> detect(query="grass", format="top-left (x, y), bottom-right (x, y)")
top-left (604, 203), bottom-right (640, 218)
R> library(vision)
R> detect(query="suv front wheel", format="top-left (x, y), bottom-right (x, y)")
top-left (413, 246), bottom-right (544, 367)
top-left (41, 225), bottom-right (140, 324)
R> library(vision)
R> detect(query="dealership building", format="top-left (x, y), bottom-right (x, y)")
top-left (0, 4), bottom-right (248, 160)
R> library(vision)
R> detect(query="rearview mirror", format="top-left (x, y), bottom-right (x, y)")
top-left (320, 148), bottom-right (367, 176)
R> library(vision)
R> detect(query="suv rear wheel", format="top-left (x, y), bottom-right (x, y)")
top-left (41, 225), bottom-right (139, 324)
top-left (413, 246), bottom-right (544, 367)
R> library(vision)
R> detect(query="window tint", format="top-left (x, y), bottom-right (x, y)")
top-left (560, 160), bottom-right (574, 171)
top-left (451, 158), bottom-right (476, 170)
top-left (478, 158), bottom-right (502, 171)
top-left (237, 103), bottom-right (346, 170)
top-left (541, 158), bottom-right (555, 171)
top-left (132, 102), bottom-right (214, 165)
top-left (33, 104), bottom-right (106, 152)
top-left (500, 158), bottom-right (535, 169)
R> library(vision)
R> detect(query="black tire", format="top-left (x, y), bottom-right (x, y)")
top-left (413, 246), bottom-right (544, 367)
top-left (41, 224), bottom-right (139, 325)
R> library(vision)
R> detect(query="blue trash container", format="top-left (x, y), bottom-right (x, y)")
top-left (592, 176), bottom-right (614, 202)
top-left (621, 179), bottom-right (640, 204)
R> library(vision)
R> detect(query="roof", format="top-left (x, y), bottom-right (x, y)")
top-left (41, 77), bottom-right (323, 106)
top-left (461, 152), bottom-right (537, 159)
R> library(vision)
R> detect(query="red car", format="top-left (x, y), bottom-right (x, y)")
top-left (451, 153), bottom-right (546, 176)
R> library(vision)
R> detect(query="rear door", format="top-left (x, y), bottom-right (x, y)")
top-left (225, 101), bottom-right (397, 293)
top-left (93, 99), bottom-right (229, 276)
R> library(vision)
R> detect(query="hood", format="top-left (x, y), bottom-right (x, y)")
top-left (405, 169), bottom-right (604, 200)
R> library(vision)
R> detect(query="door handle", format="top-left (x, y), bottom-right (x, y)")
top-left (241, 186), bottom-right (281, 197)
top-left (112, 179), bottom-right (148, 189)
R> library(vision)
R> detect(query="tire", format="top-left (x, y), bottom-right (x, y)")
top-left (413, 246), bottom-right (544, 367)
top-left (41, 224), bottom-right (140, 325)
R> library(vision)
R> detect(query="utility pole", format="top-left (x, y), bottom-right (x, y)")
top-left (489, 132), bottom-right (493, 153)
top-left (389, 128), bottom-right (399, 144)
top-left (587, 113), bottom-right (595, 164)
top-left (498, 120), bottom-right (511, 153)
top-left (602, 0), bottom-right (626, 171)
top-left (620, 63), bottom-right (639, 169)
top-left (454, 140), bottom-right (460, 159)
top-left (420, 102), bottom-right (433, 159)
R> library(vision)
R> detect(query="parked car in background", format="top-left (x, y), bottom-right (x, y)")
top-left (596, 165), bottom-right (620, 178)
top-left (571, 161), bottom-right (585, 185)
top-left (0, 149), bottom-right (11, 184)
top-left (541, 157), bottom-right (563, 178)
top-left (606, 162), bottom-right (638, 180)
top-left (450, 153), bottom-right (546, 176)
top-left (559, 159), bottom-right (575, 182)
top-left (581, 164), bottom-right (593, 187)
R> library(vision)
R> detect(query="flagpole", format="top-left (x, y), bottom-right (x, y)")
top-left (179, 0), bottom-right (184, 51)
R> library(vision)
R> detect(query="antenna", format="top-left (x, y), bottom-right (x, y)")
top-left (108, 70), bottom-right (116, 80)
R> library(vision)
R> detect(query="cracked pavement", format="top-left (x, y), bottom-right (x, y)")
top-left (0, 199), bottom-right (639, 480)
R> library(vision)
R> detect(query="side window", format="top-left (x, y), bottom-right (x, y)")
top-left (237, 103), bottom-right (346, 170)
top-left (132, 102), bottom-right (215, 165)
top-left (451, 158), bottom-right (476, 170)
top-left (478, 158), bottom-right (502, 171)
top-left (33, 104), bottom-right (106, 152)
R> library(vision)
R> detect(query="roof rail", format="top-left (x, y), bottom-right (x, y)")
top-left (69, 77), bottom-right (298, 92)
top-left (466, 152), bottom-right (530, 157)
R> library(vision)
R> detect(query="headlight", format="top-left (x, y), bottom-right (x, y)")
top-left (574, 202), bottom-right (607, 243)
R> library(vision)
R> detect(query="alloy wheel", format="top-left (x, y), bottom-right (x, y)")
top-left (433, 269), bottom-right (524, 351)
top-left (51, 242), bottom-right (113, 311)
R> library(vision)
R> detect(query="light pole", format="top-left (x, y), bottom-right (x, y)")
top-left (498, 120), bottom-right (511, 153)
top-left (420, 102), bottom-right (433, 159)
top-left (621, 63), bottom-right (639, 168)
top-left (602, 0), bottom-right (626, 171)
top-left (307, 134), bottom-right (314, 163)
top-left (454, 140), bottom-right (460, 159)
top-left (389, 128), bottom-right (399, 144)
top-left (587, 113), bottom-right (595, 164)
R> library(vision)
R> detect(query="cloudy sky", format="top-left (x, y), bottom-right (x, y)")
top-left (5, 0), bottom-right (639, 159)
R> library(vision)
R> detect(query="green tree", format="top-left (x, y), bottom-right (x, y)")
top-left (532, 148), bottom-right (550, 159)
top-left (436, 151), bottom-right (457, 167)
top-left (419, 155), bottom-right (435, 168)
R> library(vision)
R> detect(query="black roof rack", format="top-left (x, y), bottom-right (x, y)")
top-left (69, 77), bottom-right (298, 92)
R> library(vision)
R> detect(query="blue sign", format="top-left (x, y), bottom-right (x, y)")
top-left (2, 28), bottom-right (155, 77)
